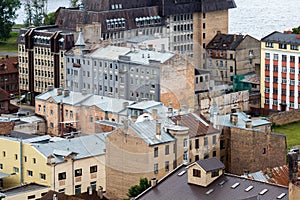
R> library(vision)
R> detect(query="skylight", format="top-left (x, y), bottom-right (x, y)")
top-left (177, 170), bottom-right (186, 176)
top-left (277, 193), bottom-right (286, 199)
top-left (219, 180), bottom-right (226, 186)
top-left (259, 189), bottom-right (268, 195)
top-left (245, 186), bottom-right (254, 192)
top-left (231, 182), bottom-right (240, 189)
top-left (205, 189), bottom-right (214, 195)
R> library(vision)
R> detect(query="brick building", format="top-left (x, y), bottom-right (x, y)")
top-left (0, 88), bottom-right (18, 115)
top-left (261, 31), bottom-right (300, 111)
top-left (0, 56), bottom-right (19, 94)
top-left (17, 26), bottom-right (75, 105)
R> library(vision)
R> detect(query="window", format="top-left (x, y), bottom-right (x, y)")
top-left (3, 151), bottom-right (6, 157)
top-left (58, 172), bottom-right (66, 180)
top-left (273, 77), bottom-right (278, 83)
top-left (70, 111), bottom-right (73, 118)
top-left (65, 110), bottom-right (68, 118)
top-left (40, 173), bottom-right (46, 180)
top-left (279, 43), bottom-right (287, 49)
top-left (291, 45), bottom-right (298, 50)
top-left (273, 65), bottom-right (278, 71)
top-left (265, 64), bottom-right (270, 70)
top-left (213, 135), bottom-right (217, 145)
top-left (15, 154), bottom-right (18, 160)
top-left (282, 78), bottom-right (287, 84)
top-left (165, 161), bottom-right (169, 172)
top-left (50, 109), bottom-right (53, 115)
top-left (154, 147), bottom-right (158, 157)
top-left (183, 139), bottom-right (188, 148)
top-left (183, 151), bottom-right (188, 162)
top-left (0, 164), bottom-right (2, 169)
top-left (75, 169), bottom-right (82, 177)
top-left (27, 195), bottom-right (36, 199)
top-left (273, 88), bottom-right (278, 94)
top-left (13, 167), bottom-right (19, 173)
top-left (273, 100), bottom-right (278, 106)
top-left (90, 165), bottom-right (97, 173)
top-left (290, 90), bottom-right (295, 96)
top-left (50, 122), bottom-right (54, 129)
top-left (290, 56), bottom-right (295, 62)
top-left (153, 163), bottom-right (159, 174)
top-left (290, 68), bottom-right (295, 74)
top-left (75, 185), bottom-right (81, 195)
top-left (282, 89), bottom-right (286, 95)
top-left (204, 137), bottom-right (208, 146)
top-left (165, 145), bottom-right (169, 155)
top-left (28, 170), bottom-right (33, 176)
top-left (265, 99), bottom-right (269, 104)
top-left (33, 158), bottom-right (36, 164)
top-left (211, 170), bottom-right (219, 177)
top-left (90, 116), bottom-right (93, 123)
top-left (220, 140), bottom-right (225, 149)
top-left (195, 139), bottom-right (199, 149)
top-left (282, 66), bottom-right (287, 73)
top-left (213, 151), bottom-right (217, 157)
top-left (282, 55), bottom-right (287, 61)
top-left (262, 148), bottom-right (266, 154)
top-left (273, 54), bottom-right (278, 60)
top-left (291, 79), bottom-right (295, 85)
top-left (265, 53), bottom-right (270, 59)
top-left (265, 42), bottom-right (273, 48)
top-left (58, 189), bottom-right (65, 194)
top-left (193, 169), bottom-right (201, 177)
top-left (265, 87), bottom-right (270, 93)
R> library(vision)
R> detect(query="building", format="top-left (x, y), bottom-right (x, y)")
top-left (56, 0), bottom-right (236, 65)
top-left (66, 42), bottom-right (195, 110)
top-left (206, 32), bottom-right (261, 85)
top-left (0, 133), bottom-right (108, 195)
top-left (17, 26), bottom-right (75, 105)
top-left (136, 158), bottom-right (288, 200)
top-left (0, 56), bottom-right (19, 95)
top-left (35, 87), bottom-right (134, 136)
top-left (214, 111), bottom-right (287, 175)
top-left (0, 88), bottom-right (18, 115)
top-left (261, 31), bottom-right (300, 111)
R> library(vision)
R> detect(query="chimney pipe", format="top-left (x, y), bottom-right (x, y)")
top-left (151, 178), bottom-right (157, 187)
top-left (88, 186), bottom-right (92, 195)
top-left (53, 194), bottom-right (57, 200)
top-left (47, 85), bottom-right (53, 91)
top-left (97, 186), bottom-right (104, 199)
top-left (230, 113), bottom-right (238, 126)
top-left (63, 89), bottom-right (70, 97)
top-left (152, 109), bottom-right (158, 120)
top-left (156, 121), bottom-right (161, 140)
top-left (245, 119), bottom-right (252, 128)
top-left (57, 88), bottom-right (63, 96)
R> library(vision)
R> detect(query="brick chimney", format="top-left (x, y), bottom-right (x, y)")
top-left (152, 109), bottom-right (158, 120)
top-left (156, 121), bottom-right (161, 140)
top-left (288, 152), bottom-right (298, 184)
top-left (230, 113), bottom-right (238, 126)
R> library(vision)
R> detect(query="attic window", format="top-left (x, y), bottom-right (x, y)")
top-left (259, 189), bottom-right (268, 195)
top-left (277, 193), bottom-right (286, 199)
top-left (211, 170), bottom-right (219, 178)
top-left (231, 182), bottom-right (240, 189)
top-left (193, 169), bottom-right (201, 177)
top-left (245, 186), bottom-right (254, 192)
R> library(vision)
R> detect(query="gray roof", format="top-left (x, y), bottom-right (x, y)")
top-left (137, 165), bottom-right (288, 200)
top-left (27, 133), bottom-right (109, 164)
top-left (127, 101), bottom-right (162, 110)
top-left (249, 170), bottom-right (268, 183)
top-left (126, 35), bottom-right (156, 44)
top-left (0, 183), bottom-right (49, 197)
top-left (130, 120), bottom-right (175, 146)
top-left (125, 49), bottom-right (174, 65)
top-left (216, 112), bottom-right (271, 128)
top-left (261, 31), bottom-right (300, 45)
top-left (0, 172), bottom-right (10, 179)
top-left (89, 45), bottom-right (131, 60)
top-left (194, 158), bottom-right (225, 172)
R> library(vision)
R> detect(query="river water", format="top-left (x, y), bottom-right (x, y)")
top-left (16, 0), bottom-right (300, 40)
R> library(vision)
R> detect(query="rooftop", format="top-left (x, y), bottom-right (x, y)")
top-left (0, 56), bottom-right (18, 75)
top-left (206, 33), bottom-right (246, 50)
top-left (136, 164), bottom-right (288, 200)
top-left (0, 183), bottom-right (49, 197)
top-left (194, 157), bottom-right (225, 172)
top-left (89, 45), bottom-right (131, 60)
top-left (127, 100), bottom-right (162, 110)
top-left (261, 31), bottom-right (300, 45)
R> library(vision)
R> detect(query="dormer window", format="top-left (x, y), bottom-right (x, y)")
top-left (265, 42), bottom-right (273, 48)
top-left (193, 169), bottom-right (201, 177)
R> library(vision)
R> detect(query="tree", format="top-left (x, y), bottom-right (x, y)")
top-left (70, 0), bottom-right (80, 8)
top-left (292, 26), bottom-right (300, 34)
top-left (44, 12), bottom-right (56, 25)
top-left (127, 178), bottom-right (151, 199)
top-left (0, 0), bottom-right (21, 41)
top-left (24, 0), bottom-right (48, 27)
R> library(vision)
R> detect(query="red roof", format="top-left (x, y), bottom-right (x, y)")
top-left (0, 57), bottom-right (19, 74)
top-left (0, 88), bottom-right (10, 101)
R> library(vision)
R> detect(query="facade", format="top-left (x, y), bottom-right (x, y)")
top-left (17, 26), bottom-right (74, 105)
top-left (0, 88), bottom-right (18, 115)
top-left (206, 32), bottom-right (261, 85)
top-left (0, 133), bottom-right (107, 195)
top-left (261, 31), bottom-right (300, 111)
top-left (35, 87), bottom-right (134, 136)
top-left (0, 56), bottom-right (19, 95)
top-left (214, 111), bottom-right (287, 175)
top-left (56, 0), bottom-right (236, 65)
top-left (66, 43), bottom-right (195, 110)
top-left (136, 158), bottom-right (288, 200)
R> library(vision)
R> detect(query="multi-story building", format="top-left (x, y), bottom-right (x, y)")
top-left (206, 32), bottom-right (261, 85)
top-left (35, 87), bottom-right (134, 136)
top-left (0, 133), bottom-right (107, 195)
top-left (56, 0), bottom-right (236, 65)
top-left (17, 26), bottom-right (74, 105)
top-left (0, 56), bottom-right (19, 94)
top-left (66, 40), bottom-right (195, 110)
top-left (261, 31), bottom-right (300, 111)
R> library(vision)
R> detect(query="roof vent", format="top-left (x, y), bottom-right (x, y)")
top-left (205, 189), bottom-right (214, 195)
top-left (277, 193), bottom-right (286, 199)
top-left (177, 170), bottom-right (186, 176)
top-left (231, 182), bottom-right (240, 189)
top-left (259, 189), bottom-right (268, 195)
top-left (245, 185), bottom-right (254, 192)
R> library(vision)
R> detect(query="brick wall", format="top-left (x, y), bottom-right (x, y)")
top-left (224, 127), bottom-right (286, 175)
top-left (0, 122), bottom-right (13, 135)
top-left (269, 109), bottom-right (300, 125)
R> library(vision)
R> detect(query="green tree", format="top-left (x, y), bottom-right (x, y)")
top-left (0, 0), bottom-right (21, 41)
top-left (44, 12), bottom-right (56, 25)
top-left (24, 0), bottom-right (48, 26)
top-left (292, 26), bottom-right (300, 34)
top-left (127, 178), bottom-right (151, 199)
top-left (70, 0), bottom-right (80, 8)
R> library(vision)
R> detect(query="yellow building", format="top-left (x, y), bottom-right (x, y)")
top-left (0, 133), bottom-right (108, 195)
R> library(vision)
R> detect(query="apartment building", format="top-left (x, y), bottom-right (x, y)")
top-left (66, 42), bottom-right (195, 110)
top-left (206, 32), bottom-right (261, 85)
top-left (35, 87), bottom-right (134, 136)
top-left (261, 31), bottom-right (300, 111)
top-left (56, 0), bottom-right (236, 64)
top-left (0, 133), bottom-right (107, 195)
top-left (17, 26), bottom-right (74, 105)
top-left (0, 56), bottom-right (19, 95)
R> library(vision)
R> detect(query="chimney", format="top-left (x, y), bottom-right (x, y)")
top-left (97, 186), bottom-right (104, 199)
top-left (181, 105), bottom-right (187, 114)
top-left (53, 194), bottom-right (57, 200)
top-left (230, 113), bottom-right (238, 126)
top-left (57, 88), bottom-right (63, 96)
top-left (213, 112), bottom-right (218, 129)
top-left (161, 44), bottom-right (165, 53)
top-left (156, 121), bottom-right (161, 140)
top-left (63, 89), bottom-right (70, 97)
top-left (151, 178), bottom-right (157, 187)
top-left (288, 152), bottom-right (299, 184)
top-left (88, 186), bottom-right (92, 195)
top-left (81, 89), bottom-right (87, 95)
top-left (123, 102), bottom-right (129, 109)
top-left (47, 85), bottom-right (53, 91)
top-left (233, 34), bottom-right (237, 41)
top-left (176, 116), bottom-right (181, 125)
top-left (152, 109), bottom-right (158, 120)
top-left (245, 119), bottom-right (252, 128)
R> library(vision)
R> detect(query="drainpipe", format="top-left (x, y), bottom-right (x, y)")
top-left (19, 139), bottom-right (23, 185)
top-left (72, 158), bottom-right (74, 194)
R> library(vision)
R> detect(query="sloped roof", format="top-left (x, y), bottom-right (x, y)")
top-left (261, 31), bottom-right (300, 45)
top-left (206, 33), bottom-right (245, 50)
top-left (0, 57), bottom-right (18, 74)
top-left (0, 88), bottom-right (9, 101)
top-left (195, 157), bottom-right (225, 172)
